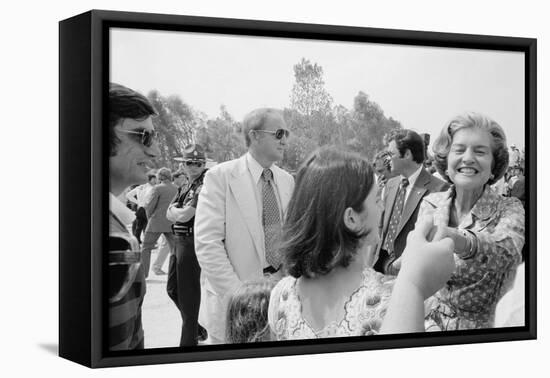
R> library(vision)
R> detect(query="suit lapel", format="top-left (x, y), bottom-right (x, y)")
top-left (228, 157), bottom-right (264, 262)
top-left (272, 166), bottom-right (292, 215)
top-left (396, 169), bottom-right (429, 236)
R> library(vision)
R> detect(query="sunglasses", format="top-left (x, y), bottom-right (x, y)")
top-left (118, 129), bottom-right (157, 147)
top-left (255, 128), bottom-right (290, 139)
top-left (184, 161), bottom-right (204, 167)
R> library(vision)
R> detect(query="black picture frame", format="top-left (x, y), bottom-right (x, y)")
top-left (59, 9), bottom-right (537, 368)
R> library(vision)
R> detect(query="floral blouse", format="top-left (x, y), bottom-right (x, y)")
top-left (418, 186), bottom-right (524, 331)
top-left (268, 268), bottom-right (394, 340)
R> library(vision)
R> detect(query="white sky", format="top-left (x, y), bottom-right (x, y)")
top-left (110, 28), bottom-right (525, 149)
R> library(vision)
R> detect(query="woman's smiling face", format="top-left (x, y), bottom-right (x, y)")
top-left (447, 127), bottom-right (494, 191)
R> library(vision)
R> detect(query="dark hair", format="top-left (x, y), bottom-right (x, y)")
top-left (432, 112), bottom-right (509, 185)
top-left (109, 83), bottom-right (156, 156)
top-left (387, 129), bottom-right (425, 164)
top-left (225, 279), bottom-right (276, 343)
top-left (281, 146), bottom-right (375, 279)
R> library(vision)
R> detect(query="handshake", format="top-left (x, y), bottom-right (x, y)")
top-left (379, 216), bottom-right (456, 334)
top-left (398, 217), bottom-right (456, 300)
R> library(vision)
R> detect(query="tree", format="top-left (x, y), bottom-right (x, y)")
top-left (195, 105), bottom-right (246, 163)
top-left (280, 109), bottom-right (317, 171)
top-left (286, 58), bottom-right (341, 157)
top-left (286, 59), bottom-right (403, 166)
top-left (290, 58), bottom-right (333, 117)
top-left (147, 91), bottom-right (196, 169)
top-left (347, 91), bottom-right (402, 160)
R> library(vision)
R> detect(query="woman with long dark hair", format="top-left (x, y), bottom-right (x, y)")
top-left (268, 147), bottom-right (389, 339)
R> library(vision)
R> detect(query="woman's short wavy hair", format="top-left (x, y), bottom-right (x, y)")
top-left (432, 112), bottom-right (509, 186)
top-left (280, 146), bottom-right (375, 279)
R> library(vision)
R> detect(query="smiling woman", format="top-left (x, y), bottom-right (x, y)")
top-left (58, 10), bottom-right (536, 366)
top-left (417, 112), bottom-right (525, 331)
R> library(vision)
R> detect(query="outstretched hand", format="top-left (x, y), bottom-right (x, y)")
top-left (398, 216), bottom-right (455, 299)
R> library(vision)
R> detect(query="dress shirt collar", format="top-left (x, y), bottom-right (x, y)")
top-left (110, 192), bottom-right (136, 226)
top-left (246, 152), bottom-right (275, 184)
top-left (403, 165), bottom-right (423, 188)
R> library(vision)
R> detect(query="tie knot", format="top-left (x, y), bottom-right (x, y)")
top-left (262, 168), bottom-right (273, 182)
top-left (401, 177), bottom-right (409, 188)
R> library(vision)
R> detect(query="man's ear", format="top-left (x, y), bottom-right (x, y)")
top-left (404, 148), bottom-right (413, 161)
top-left (249, 130), bottom-right (260, 145)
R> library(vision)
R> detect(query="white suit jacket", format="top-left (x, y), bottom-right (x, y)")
top-left (194, 154), bottom-right (294, 341)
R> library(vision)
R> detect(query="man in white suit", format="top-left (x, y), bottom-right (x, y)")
top-left (194, 108), bottom-right (294, 344)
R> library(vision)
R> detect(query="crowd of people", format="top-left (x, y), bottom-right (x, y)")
top-left (108, 82), bottom-right (525, 351)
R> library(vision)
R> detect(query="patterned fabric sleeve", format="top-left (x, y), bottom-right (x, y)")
top-left (268, 277), bottom-right (293, 340)
top-left (469, 197), bottom-right (524, 274)
top-left (358, 273), bottom-right (395, 336)
top-left (268, 279), bottom-right (283, 337)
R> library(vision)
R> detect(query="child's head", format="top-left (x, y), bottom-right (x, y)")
top-left (226, 279), bottom-right (276, 343)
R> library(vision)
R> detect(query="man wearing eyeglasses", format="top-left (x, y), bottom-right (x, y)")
top-left (194, 108), bottom-right (295, 344)
top-left (165, 144), bottom-right (208, 346)
top-left (108, 83), bottom-right (160, 351)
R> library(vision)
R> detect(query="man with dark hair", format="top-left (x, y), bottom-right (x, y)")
top-left (108, 82), bottom-right (158, 350)
top-left (194, 108), bottom-right (295, 344)
top-left (374, 129), bottom-right (448, 276)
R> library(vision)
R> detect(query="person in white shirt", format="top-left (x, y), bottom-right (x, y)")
top-left (194, 108), bottom-right (295, 344)
top-left (126, 172), bottom-right (157, 243)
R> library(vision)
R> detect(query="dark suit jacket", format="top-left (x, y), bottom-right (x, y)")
top-left (144, 182), bottom-right (178, 233)
top-left (374, 168), bottom-right (448, 275)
